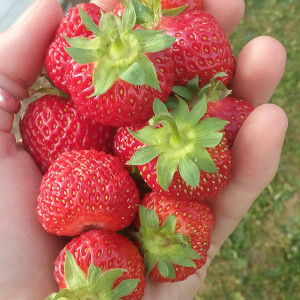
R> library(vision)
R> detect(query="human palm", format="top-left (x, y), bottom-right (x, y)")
top-left (0, 0), bottom-right (287, 299)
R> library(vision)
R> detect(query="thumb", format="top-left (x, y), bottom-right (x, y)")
top-left (0, 0), bottom-right (63, 99)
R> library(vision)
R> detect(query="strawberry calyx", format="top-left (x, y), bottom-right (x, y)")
top-left (170, 72), bottom-right (233, 108)
top-left (135, 206), bottom-right (201, 279)
top-left (45, 250), bottom-right (139, 300)
top-left (127, 97), bottom-right (228, 190)
top-left (64, 1), bottom-right (175, 95)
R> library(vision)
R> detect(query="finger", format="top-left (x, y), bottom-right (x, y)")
top-left (208, 104), bottom-right (287, 250)
top-left (202, 0), bottom-right (245, 36)
top-left (230, 36), bottom-right (287, 107)
top-left (90, 0), bottom-right (119, 12)
top-left (0, 0), bottom-right (63, 99)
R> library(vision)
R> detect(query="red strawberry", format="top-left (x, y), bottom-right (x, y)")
top-left (37, 150), bottom-right (140, 236)
top-left (58, 4), bottom-right (175, 126)
top-left (133, 193), bottom-right (213, 282)
top-left (114, 98), bottom-right (231, 202)
top-left (171, 74), bottom-right (254, 147)
top-left (207, 96), bottom-right (254, 147)
top-left (114, 1), bottom-right (235, 88)
top-left (20, 94), bottom-right (115, 174)
top-left (49, 229), bottom-right (146, 300)
top-left (161, 0), bottom-right (202, 12)
top-left (45, 3), bottom-right (102, 94)
top-left (157, 11), bottom-right (235, 87)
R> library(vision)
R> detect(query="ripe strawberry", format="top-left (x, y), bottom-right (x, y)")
top-left (171, 73), bottom-right (254, 147)
top-left (20, 94), bottom-right (115, 174)
top-left (114, 1), bottom-right (235, 88)
top-left (45, 3), bottom-right (102, 94)
top-left (60, 3), bottom-right (175, 126)
top-left (48, 229), bottom-right (146, 300)
top-left (157, 11), bottom-right (235, 87)
top-left (132, 193), bottom-right (213, 282)
top-left (114, 98), bottom-right (231, 202)
top-left (37, 150), bottom-right (140, 236)
top-left (161, 0), bottom-right (202, 11)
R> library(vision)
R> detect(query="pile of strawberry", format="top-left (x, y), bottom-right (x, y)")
top-left (19, 1), bottom-right (254, 299)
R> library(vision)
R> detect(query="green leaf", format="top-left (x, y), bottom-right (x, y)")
top-left (158, 259), bottom-right (175, 279)
top-left (111, 278), bottom-right (139, 298)
top-left (143, 252), bottom-right (158, 274)
top-left (78, 7), bottom-right (101, 36)
top-left (132, 28), bottom-right (165, 45)
top-left (126, 145), bottom-right (160, 165)
top-left (171, 256), bottom-right (197, 268)
top-left (131, 0), bottom-right (154, 24)
top-left (137, 55), bottom-right (161, 91)
top-left (64, 250), bottom-right (87, 290)
top-left (122, 0), bottom-right (136, 31)
top-left (160, 214), bottom-right (176, 233)
top-left (183, 247), bottom-right (202, 260)
top-left (87, 263), bottom-right (102, 286)
top-left (94, 268), bottom-right (124, 292)
top-left (170, 97), bottom-right (189, 121)
top-left (172, 85), bottom-right (194, 101)
top-left (64, 36), bottom-right (101, 50)
top-left (142, 33), bottom-right (175, 53)
top-left (193, 149), bottom-right (218, 174)
top-left (161, 4), bottom-right (188, 17)
top-left (127, 126), bottom-right (160, 145)
top-left (196, 117), bottom-right (228, 132)
top-left (64, 47), bottom-right (99, 64)
top-left (196, 130), bottom-right (224, 148)
top-left (157, 153), bottom-right (178, 190)
top-left (179, 158), bottom-right (200, 187)
top-left (153, 98), bottom-right (169, 115)
top-left (119, 62), bottom-right (145, 86)
top-left (139, 206), bottom-right (160, 230)
top-left (91, 63), bottom-right (118, 96)
top-left (187, 95), bottom-right (207, 125)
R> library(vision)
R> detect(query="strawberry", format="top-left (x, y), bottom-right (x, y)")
top-left (60, 3), bottom-right (175, 126)
top-left (171, 73), bottom-right (255, 147)
top-left (161, 0), bottom-right (202, 11)
top-left (114, 98), bottom-right (231, 202)
top-left (45, 3), bottom-right (102, 94)
top-left (132, 193), bottom-right (213, 282)
top-left (19, 94), bottom-right (115, 174)
top-left (157, 10), bottom-right (235, 87)
top-left (37, 150), bottom-right (140, 236)
top-left (114, 0), bottom-right (235, 88)
top-left (47, 229), bottom-right (146, 300)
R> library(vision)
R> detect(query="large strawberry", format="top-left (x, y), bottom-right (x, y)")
top-left (37, 150), bottom-right (140, 236)
top-left (132, 193), bottom-right (213, 282)
top-left (114, 97), bottom-right (231, 202)
top-left (47, 229), bottom-right (146, 300)
top-left (20, 94), bottom-right (115, 174)
top-left (171, 73), bottom-right (254, 147)
top-left (61, 2), bottom-right (175, 126)
top-left (45, 3), bottom-right (102, 94)
top-left (114, 0), bottom-right (235, 88)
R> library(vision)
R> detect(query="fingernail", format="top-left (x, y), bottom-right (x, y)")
top-left (10, 0), bottom-right (41, 29)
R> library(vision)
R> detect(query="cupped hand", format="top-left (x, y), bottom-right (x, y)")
top-left (0, 0), bottom-right (287, 299)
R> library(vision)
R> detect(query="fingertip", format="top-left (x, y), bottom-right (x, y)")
top-left (230, 36), bottom-right (287, 106)
top-left (0, 0), bottom-right (63, 98)
top-left (202, 0), bottom-right (245, 36)
top-left (90, 0), bottom-right (119, 11)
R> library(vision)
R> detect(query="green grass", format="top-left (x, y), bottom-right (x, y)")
top-left (196, 0), bottom-right (300, 299)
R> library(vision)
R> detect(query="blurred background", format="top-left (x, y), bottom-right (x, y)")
top-left (1, 0), bottom-right (299, 299)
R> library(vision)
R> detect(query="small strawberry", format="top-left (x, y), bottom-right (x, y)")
top-left (45, 3), bottom-right (102, 94)
top-left (37, 150), bottom-right (140, 236)
top-left (171, 73), bottom-right (254, 147)
top-left (114, 97), bottom-right (231, 202)
top-left (63, 2), bottom-right (175, 126)
top-left (161, 0), bottom-right (202, 12)
top-left (20, 94), bottom-right (115, 174)
top-left (47, 229), bottom-right (146, 300)
top-left (132, 193), bottom-right (213, 282)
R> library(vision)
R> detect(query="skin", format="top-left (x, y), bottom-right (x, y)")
top-left (0, 0), bottom-right (287, 299)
